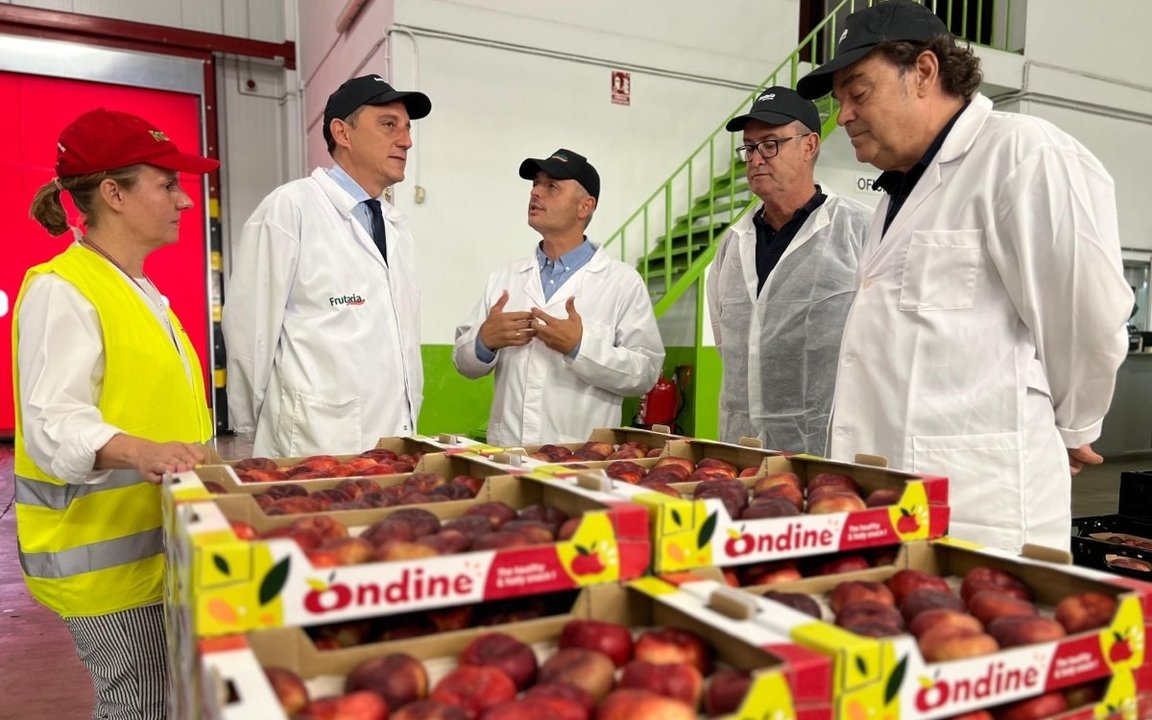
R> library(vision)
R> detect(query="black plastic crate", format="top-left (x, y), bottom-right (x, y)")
top-left (1070, 470), bottom-right (1152, 578)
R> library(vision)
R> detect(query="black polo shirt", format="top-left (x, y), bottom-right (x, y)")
top-left (874, 102), bottom-right (969, 235)
top-left (753, 186), bottom-right (827, 295)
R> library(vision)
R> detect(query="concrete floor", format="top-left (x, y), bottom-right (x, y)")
top-left (0, 444), bottom-right (1147, 719)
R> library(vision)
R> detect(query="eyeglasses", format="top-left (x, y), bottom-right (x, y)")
top-left (735, 134), bottom-right (812, 162)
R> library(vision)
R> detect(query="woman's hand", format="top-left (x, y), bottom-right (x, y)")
top-left (96, 434), bottom-right (209, 483)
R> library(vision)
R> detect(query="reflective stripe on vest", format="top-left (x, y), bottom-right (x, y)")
top-left (14, 470), bottom-right (141, 510)
top-left (18, 527), bottom-right (164, 579)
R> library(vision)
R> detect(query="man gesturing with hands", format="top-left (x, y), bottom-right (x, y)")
top-left (454, 149), bottom-right (664, 446)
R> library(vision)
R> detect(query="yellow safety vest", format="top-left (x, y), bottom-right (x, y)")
top-left (12, 243), bottom-right (212, 617)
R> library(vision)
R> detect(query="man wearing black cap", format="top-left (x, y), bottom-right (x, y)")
top-left (452, 149), bottom-right (664, 446)
top-left (798, 0), bottom-right (1131, 551)
top-left (223, 74), bottom-right (433, 456)
top-left (706, 86), bottom-right (870, 454)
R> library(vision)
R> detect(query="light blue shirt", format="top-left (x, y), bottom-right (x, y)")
top-left (326, 165), bottom-right (375, 237)
top-left (475, 239), bottom-right (595, 363)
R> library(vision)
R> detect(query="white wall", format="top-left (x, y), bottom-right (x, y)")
top-left (5, 0), bottom-right (289, 42)
top-left (376, 0), bottom-right (806, 343)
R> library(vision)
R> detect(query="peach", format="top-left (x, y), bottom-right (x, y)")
top-left (345, 653), bottom-right (428, 709)
top-left (653, 457), bottom-right (695, 475)
top-left (606, 461), bottom-right (647, 485)
top-left (429, 666), bottom-right (516, 719)
top-left (618, 660), bottom-right (703, 707)
top-left (986, 615), bottom-right (1067, 648)
top-left (644, 467), bottom-right (690, 484)
top-left (441, 515), bottom-right (494, 540)
top-left (994, 691), bottom-right (1068, 720)
top-left (596, 690), bottom-right (695, 720)
top-left (471, 531), bottom-right (536, 551)
top-left (450, 475), bottom-right (484, 495)
top-left (762, 590), bottom-right (822, 619)
top-left (741, 560), bottom-right (803, 586)
top-left (836, 600), bottom-right (905, 634)
top-left (391, 700), bottom-right (468, 719)
top-left (500, 520), bottom-right (555, 544)
top-left (230, 521), bottom-right (258, 540)
top-left (481, 697), bottom-right (587, 720)
top-left (607, 446), bottom-right (645, 461)
top-left (696, 457), bottom-right (739, 475)
top-left (693, 481), bottom-right (748, 518)
top-left (537, 648), bottom-right (616, 701)
top-left (517, 504), bottom-right (569, 534)
top-left (808, 472), bottom-right (860, 495)
top-left (960, 567), bottom-right (1032, 604)
top-left (830, 581), bottom-right (895, 614)
top-left (864, 487), bottom-right (903, 507)
top-left (751, 483), bottom-right (805, 510)
top-left (298, 691), bottom-right (390, 719)
top-left (634, 628), bottom-right (713, 675)
top-left (260, 525), bottom-right (323, 551)
top-left (362, 509), bottom-right (442, 545)
top-left (264, 666), bottom-right (309, 714)
top-left (309, 538), bottom-right (376, 567)
top-left (417, 530), bottom-right (471, 555)
top-left (808, 553), bottom-right (871, 576)
top-left (967, 591), bottom-right (1038, 627)
top-left (523, 682), bottom-right (595, 717)
top-left (557, 517), bottom-right (582, 541)
top-left (559, 619), bottom-right (634, 668)
top-left (463, 501), bottom-right (519, 530)
top-left (273, 496), bottom-right (326, 514)
top-left (806, 492), bottom-right (866, 514)
top-left (752, 472), bottom-right (802, 495)
top-left (918, 625), bottom-right (999, 662)
top-left (459, 632), bottom-right (537, 691)
top-left (886, 569), bottom-right (951, 604)
top-left (638, 481), bottom-right (683, 499)
top-left (245, 468), bottom-right (292, 482)
top-left (899, 588), bottom-right (964, 622)
top-left (429, 484), bottom-right (474, 501)
top-left (375, 540), bottom-right (441, 562)
top-left (360, 448), bottom-right (397, 461)
top-left (909, 609), bottom-right (983, 639)
top-left (1054, 591), bottom-right (1117, 634)
top-left (236, 456), bottom-right (278, 471)
top-left (290, 514), bottom-right (349, 541)
top-left (704, 669), bottom-right (752, 717)
top-left (741, 498), bottom-right (802, 519)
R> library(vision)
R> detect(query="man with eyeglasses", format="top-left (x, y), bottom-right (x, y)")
top-left (706, 86), bottom-right (870, 454)
top-left (797, 0), bottom-right (1131, 551)
top-left (453, 149), bottom-right (664, 445)
top-left (223, 75), bottom-right (430, 456)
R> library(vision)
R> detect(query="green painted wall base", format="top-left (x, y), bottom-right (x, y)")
top-left (417, 344), bottom-right (722, 442)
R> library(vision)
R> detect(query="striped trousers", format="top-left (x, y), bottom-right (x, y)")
top-left (63, 604), bottom-right (168, 720)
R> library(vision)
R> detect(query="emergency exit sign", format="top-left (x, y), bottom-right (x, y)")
top-left (611, 70), bottom-right (631, 106)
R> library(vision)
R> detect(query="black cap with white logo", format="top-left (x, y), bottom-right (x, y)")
top-left (726, 86), bottom-right (821, 133)
top-left (797, 0), bottom-right (951, 99)
top-left (519, 148), bottom-right (600, 199)
top-left (323, 74), bottom-right (431, 146)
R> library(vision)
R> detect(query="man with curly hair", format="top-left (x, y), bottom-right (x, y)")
top-left (798, 0), bottom-right (1131, 551)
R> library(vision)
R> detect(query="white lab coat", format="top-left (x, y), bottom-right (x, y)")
top-left (223, 168), bottom-right (423, 457)
top-left (707, 189), bottom-right (871, 454)
top-left (453, 247), bottom-right (664, 446)
top-left (828, 94), bottom-right (1131, 552)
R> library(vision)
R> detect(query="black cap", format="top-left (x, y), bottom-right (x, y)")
top-left (519, 149), bottom-right (600, 199)
top-left (797, 0), bottom-right (951, 99)
top-left (323, 74), bottom-right (432, 145)
top-left (726, 86), bottom-right (821, 133)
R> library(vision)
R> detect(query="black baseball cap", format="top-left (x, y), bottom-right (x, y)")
top-left (519, 149), bottom-right (600, 199)
top-left (797, 0), bottom-right (951, 99)
top-left (323, 74), bottom-right (431, 145)
top-left (726, 86), bottom-right (821, 133)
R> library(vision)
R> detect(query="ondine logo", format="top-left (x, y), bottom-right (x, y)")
top-left (330, 294), bottom-right (366, 307)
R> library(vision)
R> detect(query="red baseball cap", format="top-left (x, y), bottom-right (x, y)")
top-left (55, 108), bottom-right (219, 177)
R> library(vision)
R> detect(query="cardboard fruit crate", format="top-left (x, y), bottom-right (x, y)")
top-left (197, 579), bottom-right (833, 719)
top-left (671, 539), bottom-right (1152, 719)
top-left (165, 451), bottom-right (520, 507)
top-left (486, 425), bottom-right (684, 467)
top-left (594, 451), bottom-right (948, 573)
top-left (164, 473), bottom-right (650, 638)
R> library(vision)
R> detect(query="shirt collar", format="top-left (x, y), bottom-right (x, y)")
top-left (537, 238), bottom-right (595, 270)
top-left (326, 163), bottom-right (373, 204)
top-left (873, 102), bottom-right (969, 194)
top-left (752, 185), bottom-right (826, 232)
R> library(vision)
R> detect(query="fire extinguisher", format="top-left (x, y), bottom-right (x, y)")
top-left (637, 375), bottom-right (679, 429)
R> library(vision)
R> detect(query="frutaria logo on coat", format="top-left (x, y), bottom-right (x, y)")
top-left (329, 293), bottom-right (366, 307)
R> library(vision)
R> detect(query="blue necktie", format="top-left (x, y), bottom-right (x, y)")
top-left (363, 198), bottom-right (388, 265)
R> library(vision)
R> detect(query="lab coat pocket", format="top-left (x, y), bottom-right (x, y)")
top-left (280, 391), bottom-right (362, 456)
top-left (898, 230), bottom-right (983, 311)
top-left (912, 431), bottom-right (1023, 545)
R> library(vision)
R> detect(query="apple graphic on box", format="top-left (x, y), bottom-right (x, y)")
top-left (1110, 630), bottom-right (1134, 663)
top-left (570, 546), bottom-right (606, 575)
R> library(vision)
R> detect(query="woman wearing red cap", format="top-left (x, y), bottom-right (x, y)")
top-left (12, 108), bottom-right (217, 719)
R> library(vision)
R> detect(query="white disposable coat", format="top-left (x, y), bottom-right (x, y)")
top-left (223, 168), bottom-right (423, 456)
top-left (453, 247), bottom-right (664, 446)
top-left (707, 189), bottom-right (871, 454)
top-left (828, 94), bottom-right (1131, 551)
